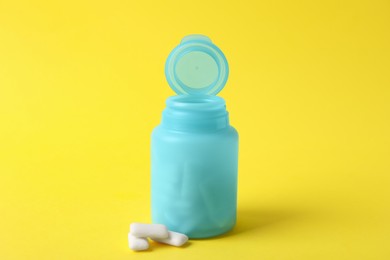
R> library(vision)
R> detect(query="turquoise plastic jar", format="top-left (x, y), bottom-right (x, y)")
top-left (151, 35), bottom-right (239, 238)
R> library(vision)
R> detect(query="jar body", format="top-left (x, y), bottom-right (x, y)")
top-left (151, 97), bottom-right (238, 238)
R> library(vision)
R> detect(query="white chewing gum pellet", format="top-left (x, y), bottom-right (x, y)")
top-left (130, 223), bottom-right (169, 239)
top-left (128, 233), bottom-right (149, 251)
top-left (151, 231), bottom-right (188, 247)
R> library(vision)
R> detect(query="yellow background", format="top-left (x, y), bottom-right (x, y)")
top-left (0, 0), bottom-right (389, 259)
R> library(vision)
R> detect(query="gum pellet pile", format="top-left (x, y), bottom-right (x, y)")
top-left (128, 223), bottom-right (188, 251)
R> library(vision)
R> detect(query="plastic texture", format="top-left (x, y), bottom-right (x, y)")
top-left (151, 95), bottom-right (239, 238)
top-left (165, 35), bottom-right (229, 95)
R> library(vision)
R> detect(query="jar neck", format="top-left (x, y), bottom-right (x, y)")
top-left (161, 95), bottom-right (229, 132)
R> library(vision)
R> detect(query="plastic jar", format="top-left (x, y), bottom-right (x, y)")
top-left (151, 35), bottom-right (239, 238)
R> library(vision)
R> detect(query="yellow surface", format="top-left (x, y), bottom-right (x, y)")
top-left (0, 0), bottom-right (389, 259)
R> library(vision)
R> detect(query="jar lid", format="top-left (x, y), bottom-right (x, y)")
top-left (165, 35), bottom-right (229, 95)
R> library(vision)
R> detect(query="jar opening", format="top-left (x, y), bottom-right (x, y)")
top-left (162, 95), bottom-right (229, 132)
top-left (166, 95), bottom-right (225, 110)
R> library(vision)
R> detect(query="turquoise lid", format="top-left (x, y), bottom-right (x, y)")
top-left (165, 35), bottom-right (229, 95)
